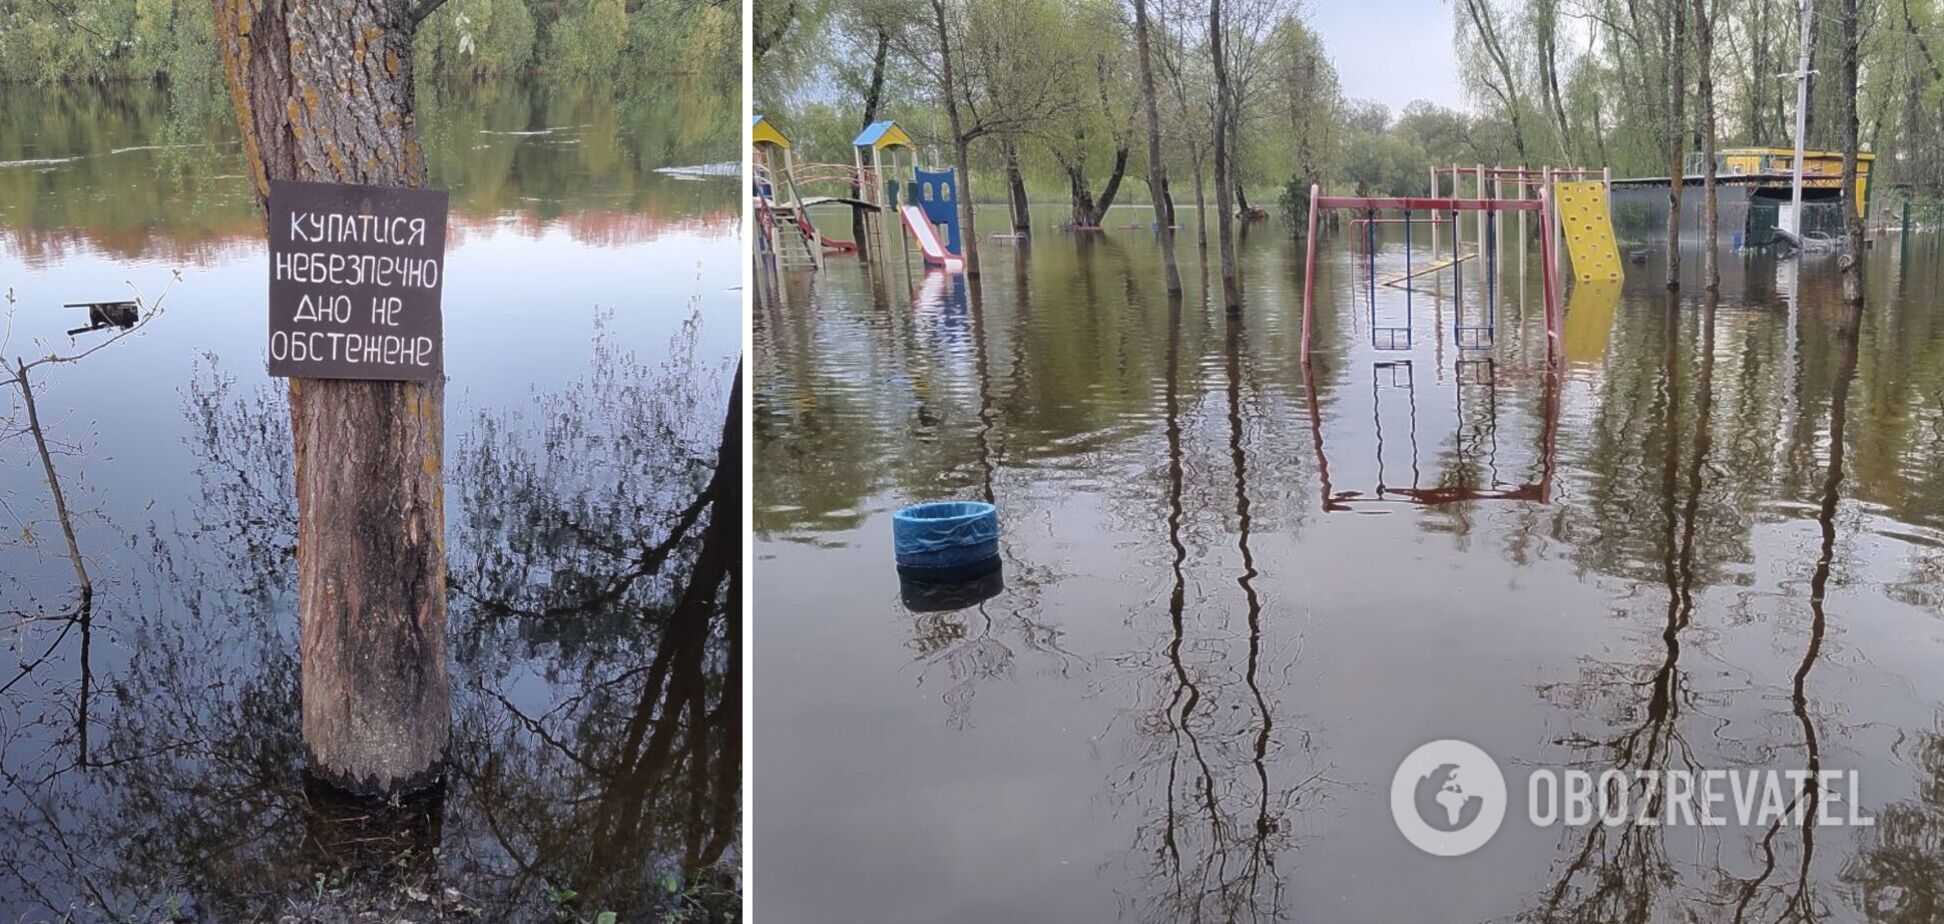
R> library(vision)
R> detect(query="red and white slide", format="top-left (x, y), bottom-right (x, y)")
top-left (900, 205), bottom-right (963, 272)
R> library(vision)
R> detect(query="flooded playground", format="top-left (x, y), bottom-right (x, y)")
top-left (0, 81), bottom-right (741, 920)
top-left (753, 207), bottom-right (1944, 921)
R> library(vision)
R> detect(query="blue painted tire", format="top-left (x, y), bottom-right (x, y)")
top-left (892, 501), bottom-right (1000, 573)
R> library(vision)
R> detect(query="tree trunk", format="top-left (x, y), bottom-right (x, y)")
top-left (854, 28), bottom-right (890, 261)
top-left (1191, 148), bottom-right (1209, 247)
top-left (932, 0), bottom-right (981, 275)
top-left (1095, 146), bottom-right (1129, 222)
top-left (1133, 0), bottom-right (1182, 292)
top-left (1063, 146), bottom-right (1129, 227)
top-left (1210, 0), bottom-right (1239, 310)
top-left (1841, 0), bottom-right (1863, 304)
top-left (1463, 0), bottom-right (1532, 165)
top-left (1065, 158), bottom-right (1096, 227)
top-left (1002, 138), bottom-right (1031, 234)
top-left (1537, 0), bottom-right (1573, 161)
top-left (1696, 0), bottom-right (1718, 294)
top-left (214, 0), bottom-right (449, 798)
top-left (1665, 0), bottom-right (1688, 290)
top-left (1229, 103), bottom-right (1249, 214)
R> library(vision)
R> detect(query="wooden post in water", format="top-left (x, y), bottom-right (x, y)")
top-left (1429, 166), bottom-right (1440, 256)
top-left (214, 0), bottom-right (450, 797)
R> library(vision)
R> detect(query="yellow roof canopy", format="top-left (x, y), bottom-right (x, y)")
top-left (752, 115), bottom-right (790, 151)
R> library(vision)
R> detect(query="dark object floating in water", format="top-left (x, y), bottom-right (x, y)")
top-left (900, 567), bottom-right (1004, 612)
top-left (893, 500), bottom-right (1000, 583)
top-left (1629, 249), bottom-right (1650, 264)
top-left (65, 300), bottom-right (138, 335)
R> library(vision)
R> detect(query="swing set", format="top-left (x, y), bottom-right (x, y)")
top-left (1298, 184), bottom-right (1563, 366)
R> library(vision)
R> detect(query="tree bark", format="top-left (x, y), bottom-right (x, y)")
top-left (213, 0), bottom-right (449, 798)
top-left (1841, 0), bottom-right (1863, 304)
top-left (1002, 138), bottom-right (1031, 234)
top-left (854, 28), bottom-right (890, 261)
top-left (1210, 0), bottom-right (1239, 310)
top-left (1133, 0), bottom-right (1182, 293)
top-left (1064, 146), bottom-right (1130, 227)
top-left (1696, 0), bottom-right (1718, 294)
top-left (1665, 0), bottom-right (1688, 290)
top-left (1191, 148), bottom-right (1208, 247)
top-left (931, 0), bottom-right (982, 275)
top-left (1536, 0), bottom-right (1573, 161)
top-left (1065, 157), bottom-right (1096, 227)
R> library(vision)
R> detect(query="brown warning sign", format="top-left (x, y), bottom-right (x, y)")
top-left (267, 180), bottom-right (448, 381)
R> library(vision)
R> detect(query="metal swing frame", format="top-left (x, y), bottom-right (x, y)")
top-left (1300, 185), bottom-right (1562, 366)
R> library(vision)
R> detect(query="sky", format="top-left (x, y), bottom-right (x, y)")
top-left (1308, 0), bottom-right (1471, 115)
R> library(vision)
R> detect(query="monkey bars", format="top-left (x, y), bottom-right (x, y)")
top-left (1299, 185), bottom-right (1562, 366)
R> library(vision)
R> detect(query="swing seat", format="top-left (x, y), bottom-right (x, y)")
top-left (1372, 326), bottom-right (1412, 351)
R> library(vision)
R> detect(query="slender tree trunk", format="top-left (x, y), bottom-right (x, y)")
top-left (1841, 0), bottom-right (1864, 303)
top-left (1229, 103), bottom-right (1250, 214)
top-left (14, 363), bottom-right (90, 601)
top-left (213, 0), bottom-right (449, 798)
top-left (854, 28), bottom-right (890, 260)
top-left (931, 0), bottom-right (981, 275)
top-left (1463, 0), bottom-right (1532, 165)
top-left (1696, 0), bottom-right (1719, 293)
top-left (1666, 0), bottom-right (1688, 290)
top-left (1095, 146), bottom-right (1130, 222)
top-left (1751, 0), bottom-right (1771, 141)
top-left (1537, 0), bottom-right (1573, 161)
top-left (1210, 0), bottom-right (1239, 310)
top-left (1133, 0), bottom-right (1182, 293)
top-left (1191, 148), bottom-right (1209, 247)
top-left (1002, 138), bottom-right (1031, 234)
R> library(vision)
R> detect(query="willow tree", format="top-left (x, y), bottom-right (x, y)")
top-left (1210, 0), bottom-right (1239, 310)
top-left (213, 0), bottom-right (452, 798)
top-left (1133, 0), bottom-right (1183, 292)
top-left (928, 0), bottom-right (982, 274)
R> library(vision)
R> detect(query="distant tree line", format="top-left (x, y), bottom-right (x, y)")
top-left (757, 0), bottom-right (1908, 298)
top-left (0, 0), bottom-right (737, 87)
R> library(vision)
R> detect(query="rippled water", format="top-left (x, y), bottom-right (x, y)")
top-left (0, 81), bottom-right (741, 921)
top-left (754, 205), bottom-right (1944, 922)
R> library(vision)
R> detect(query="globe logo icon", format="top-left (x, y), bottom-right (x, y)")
top-left (1390, 740), bottom-right (1507, 856)
top-left (1414, 762), bottom-right (1485, 832)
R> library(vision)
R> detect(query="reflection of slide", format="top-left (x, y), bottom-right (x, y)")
top-left (902, 204), bottom-right (964, 272)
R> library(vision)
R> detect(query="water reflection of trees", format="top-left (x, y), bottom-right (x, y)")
top-left (0, 82), bottom-right (736, 268)
top-left (0, 317), bottom-right (741, 920)
top-left (1528, 297), bottom-right (1867, 923)
top-left (1104, 298), bottom-right (1321, 924)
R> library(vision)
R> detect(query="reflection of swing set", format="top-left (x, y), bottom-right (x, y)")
top-left (1302, 358), bottom-right (1560, 512)
top-left (1299, 184), bottom-right (1564, 366)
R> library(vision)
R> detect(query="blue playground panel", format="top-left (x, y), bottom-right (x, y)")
top-left (908, 167), bottom-right (963, 256)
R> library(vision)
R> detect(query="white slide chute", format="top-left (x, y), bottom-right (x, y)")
top-left (900, 205), bottom-right (963, 272)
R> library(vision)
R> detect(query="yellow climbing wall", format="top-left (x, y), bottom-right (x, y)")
top-left (1554, 181), bottom-right (1622, 282)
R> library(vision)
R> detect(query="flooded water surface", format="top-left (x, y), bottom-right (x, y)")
top-left (754, 208), bottom-right (1944, 922)
top-left (0, 81), bottom-right (740, 921)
